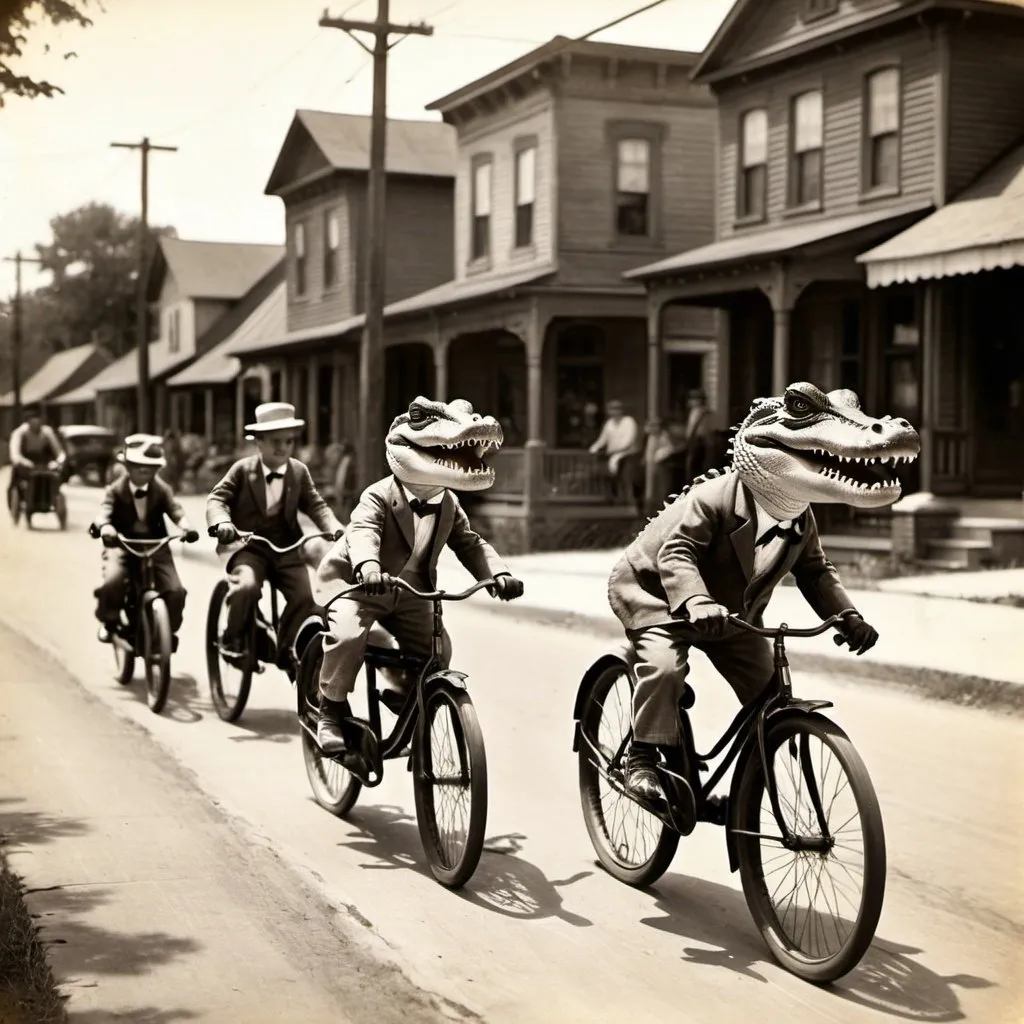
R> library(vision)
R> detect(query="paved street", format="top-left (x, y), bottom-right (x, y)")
top-left (1, 483), bottom-right (1022, 1023)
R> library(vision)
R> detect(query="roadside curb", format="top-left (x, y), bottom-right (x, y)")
top-left (474, 602), bottom-right (1024, 717)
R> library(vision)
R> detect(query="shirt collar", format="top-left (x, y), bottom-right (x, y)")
top-left (753, 501), bottom-right (782, 539)
top-left (132, 483), bottom-right (149, 494)
top-left (402, 484), bottom-right (443, 506)
top-left (260, 459), bottom-right (287, 478)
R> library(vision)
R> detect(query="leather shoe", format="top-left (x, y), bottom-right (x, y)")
top-left (623, 742), bottom-right (662, 803)
top-left (317, 697), bottom-right (352, 757)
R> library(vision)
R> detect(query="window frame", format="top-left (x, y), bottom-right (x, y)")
top-left (323, 208), bottom-right (341, 288)
top-left (736, 106), bottom-right (768, 223)
top-left (861, 65), bottom-right (902, 198)
top-left (605, 119), bottom-right (667, 248)
top-left (513, 135), bottom-right (538, 251)
top-left (787, 88), bottom-right (824, 212)
top-left (469, 153), bottom-right (493, 266)
top-left (292, 220), bottom-right (307, 298)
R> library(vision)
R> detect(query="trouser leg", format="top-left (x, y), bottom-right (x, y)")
top-left (150, 549), bottom-right (187, 634)
top-left (95, 549), bottom-right (129, 626)
top-left (224, 550), bottom-right (267, 641)
top-left (630, 626), bottom-right (691, 746)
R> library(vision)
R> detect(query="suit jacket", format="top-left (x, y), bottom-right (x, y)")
top-left (93, 475), bottom-right (189, 539)
top-left (315, 475), bottom-right (508, 604)
top-left (608, 471), bottom-right (856, 633)
top-left (205, 455), bottom-right (342, 561)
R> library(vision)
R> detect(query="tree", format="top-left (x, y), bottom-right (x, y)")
top-left (0, 0), bottom-right (93, 106)
top-left (3, 203), bottom-right (176, 385)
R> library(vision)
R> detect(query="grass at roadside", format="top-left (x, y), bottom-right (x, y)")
top-left (0, 840), bottom-right (66, 1024)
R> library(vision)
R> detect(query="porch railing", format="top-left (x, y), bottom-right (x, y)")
top-left (489, 447), bottom-right (618, 503)
top-left (934, 429), bottom-right (969, 484)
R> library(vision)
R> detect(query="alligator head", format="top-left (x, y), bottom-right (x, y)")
top-left (385, 396), bottom-right (503, 491)
top-left (731, 382), bottom-right (920, 512)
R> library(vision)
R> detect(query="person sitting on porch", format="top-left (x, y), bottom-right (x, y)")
top-left (682, 388), bottom-right (711, 485)
top-left (589, 399), bottom-right (639, 504)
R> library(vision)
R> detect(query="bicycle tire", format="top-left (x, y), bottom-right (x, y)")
top-left (143, 597), bottom-right (173, 714)
top-left (113, 614), bottom-right (135, 688)
top-left (205, 578), bottom-right (253, 723)
top-left (577, 664), bottom-right (679, 887)
top-left (55, 490), bottom-right (67, 531)
top-left (8, 485), bottom-right (20, 525)
top-left (412, 685), bottom-right (487, 889)
top-left (734, 712), bottom-right (886, 984)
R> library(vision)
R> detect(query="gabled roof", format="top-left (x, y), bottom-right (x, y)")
top-left (0, 344), bottom-right (108, 408)
top-left (264, 110), bottom-right (456, 196)
top-left (146, 237), bottom-right (285, 303)
top-left (426, 35), bottom-right (703, 116)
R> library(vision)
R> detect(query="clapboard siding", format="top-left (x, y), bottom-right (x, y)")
top-left (716, 27), bottom-right (937, 237)
top-left (556, 93), bottom-right (717, 287)
top-left (452, 91), bottom-right (556, 279)
top-left (946, 23), bottom-right (1024, 197)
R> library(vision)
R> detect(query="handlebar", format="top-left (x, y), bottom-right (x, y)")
top-left (727, 609), bottom-right (856, 638)
top-left (97, 531), bottom-right (187, 558)
top-left (324, 577), bottom-right (499, 609)
top-left (232, 531), bottom-right (337, 555)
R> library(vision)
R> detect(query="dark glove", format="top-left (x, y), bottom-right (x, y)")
top-left (685, 599), bottom-right (731, 639)
top-left (488, 573), bottom-right (524, 601)
top-left (183, 529), bottom-right (200, 543)
top-left (100, 525), bottom-right (119, 549)
top-left (88, 523), bottom-right (101, 539)
top-left (834, 612), bottom-right (878, 656)
top-left (216, 523), bottom-right (238, 545)
top-left (332, 528), bottom-right (345, 542)
top-left (357, 562), bottom-right (392, 596)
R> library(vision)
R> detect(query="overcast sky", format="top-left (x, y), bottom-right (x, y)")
top-left (1, 0), bottom-right (733, 301)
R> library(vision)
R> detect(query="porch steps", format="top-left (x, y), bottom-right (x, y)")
top-left (819, 533), bottom-right (891, 569)
top-left (923, 538), bottom-right (993, 569)
top-left (923, 517), bottom-right (1024, 569)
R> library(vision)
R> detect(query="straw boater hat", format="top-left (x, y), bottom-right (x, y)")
top-left (122, 439), bottom-right (167, 468)
top-left (244, 402), bottom-right (305, 440)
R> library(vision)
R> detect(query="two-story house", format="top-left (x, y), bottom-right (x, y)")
top-left (229, 109), bottom-right (457, 452)
top-left (365, 36), bottom-right (720, 552)
top-left (627, 0), bottom-right (1024, 550)
top-left (64, 237), bottom-right (284, 438)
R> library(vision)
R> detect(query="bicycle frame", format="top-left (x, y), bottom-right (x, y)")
top-left (102, 533), bottom-right (184, 646)
top-left (18, 465), bottom-right (62, 511)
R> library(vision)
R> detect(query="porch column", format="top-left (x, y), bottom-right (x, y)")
top-left (644, 293), bottom-right (665, 512)
top-left (771, 308), bottom-right (792, 396)
top-left (918, 280), bottom-right (939, 494)
top-left (235, 376), bottom-right (245, 442)
top-left (432, 330), bottom-right (451, 403)
top-left (330, 355), bottom-right (343, 442)
top-left (204, 387), bottom-right (215, 441)
top-left (522, 299), bottom-right (547, 526)
top-left (307, 354), bottom-right (318, 447)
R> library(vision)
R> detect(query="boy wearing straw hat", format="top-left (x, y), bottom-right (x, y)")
top-left (205, 402), bottom-right (344, 663)
top-left (93, 437), bottom-right (200, 647)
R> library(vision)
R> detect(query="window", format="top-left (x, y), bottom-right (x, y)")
top-left (738, 108), bottom-right (768, 219)
top-left (293, 221), bottom-right (307, 296)
top-left (514, 144), bottom-right (536, 249)
top-left (168, 308), bottom-right (180, 354)
top-left (865, 68), bottom-right (900, 191)
top-left (324, 210), bottom-right (340, 287)
top-left (790, 90), bottom-right (823, 207)
top-left (471, 158), bottom-right (492, 261)
top-left (615, 138), bottom-right (651, 236)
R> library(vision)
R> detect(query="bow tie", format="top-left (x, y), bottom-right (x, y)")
top-left (133, 488), bottom-right (148, 499)
top-left (755, 518), bottom-right (805, 547)
top-left (265, 470), bottom-right (284, 483)
top-left (408, 498), bottom-right (440, 516)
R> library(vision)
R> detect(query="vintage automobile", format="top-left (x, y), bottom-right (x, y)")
top-left (57, 424), bottom-right (118, 486)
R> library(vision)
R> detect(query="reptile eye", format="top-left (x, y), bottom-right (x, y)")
top-left (408, 405), bottom-right (426, 423)
top-left (784, 392), bottom-right (815, 417)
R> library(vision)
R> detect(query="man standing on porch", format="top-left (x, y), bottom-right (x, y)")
top-left (589, 399), bottom-right (639, 503)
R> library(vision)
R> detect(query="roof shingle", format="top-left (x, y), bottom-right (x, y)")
top-left (154, 237), bottom-right (284, 301)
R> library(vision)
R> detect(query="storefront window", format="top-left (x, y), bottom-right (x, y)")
top-left (555, 326), bottom-right (605, 448)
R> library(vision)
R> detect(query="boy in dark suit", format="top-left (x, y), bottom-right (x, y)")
top-left (205, 402), bottom-right (344, 663)
top-left (93, 438), bottom-right (199, 648)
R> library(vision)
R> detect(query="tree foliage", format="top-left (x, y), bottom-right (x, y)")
top-left (0, 0), bottom-right (94, 105)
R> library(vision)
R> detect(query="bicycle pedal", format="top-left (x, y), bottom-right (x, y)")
top-left (252, 662), bottom-right (266, 674)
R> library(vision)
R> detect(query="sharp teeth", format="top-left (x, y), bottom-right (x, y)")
top-left (880, 456), bottom-right (891, 464)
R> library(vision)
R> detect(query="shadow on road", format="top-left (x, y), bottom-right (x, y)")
top-left (641, 874), bottom-right (994, 1021)
top-left (334, 805), bottom-right (592, 924)
top-left (0, 797), bottom-right (90, 849)
top-left (118, 673), bottom-right (204, 725)
top-left (71, 1009), bottom-right (199, 1023)
top-left (225, 707), bottom-right (298, 744)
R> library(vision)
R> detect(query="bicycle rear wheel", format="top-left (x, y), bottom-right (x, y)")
top-left (143, 597), bottom-right (173, 714)
top-left (206, 578), bottom-right (253, 722)
top-left (734, 712), bottom-right (886, 984)
top-left (412, 684), bottom-right (487, 889)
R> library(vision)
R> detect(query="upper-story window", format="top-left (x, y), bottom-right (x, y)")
top-left (471, 157), bottom-right (492, 261)
top-left (615, 138), bottom-right (652, 236)
top-left (790, 89), bottom-right (823, 207)
top-left (802, 0), bottom-right (838, 21)
top-left (293, 221), bottom-right (307, 297)
top-left (168, 308), bottom-right (180, 354)
top-left (324, 210), bottom-right (340, 287)
top-left (865, 68), bottom-right (901, 192)
top-left (514, 143), bottom-right (536, 249)
top-left (738, 108), bottom-right (768, 220)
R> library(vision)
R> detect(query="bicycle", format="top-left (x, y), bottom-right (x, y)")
top-left (88, 526), bottom-right (190, 714)
top-left (573, 610), bottom-right (886, 984)
top-left (204, 531), bottom-right (336, 723)
top-left (8, 464), bottom-right (67, 530)
top-left (295, 576), bottom-right (499, 890)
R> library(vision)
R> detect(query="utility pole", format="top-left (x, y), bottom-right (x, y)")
top-left (2, 250), bottom-right (45, 424)
top-left (110, 137), bottom-right (177, 434)
top-left (320, 2), bottom-right (433, 487)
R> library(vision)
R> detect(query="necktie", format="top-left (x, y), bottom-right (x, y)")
top-left (409, 498), bottom-right (440, 516)
top-left (266, 471), bottom-right (284, 483)
top-left (756, 517), bottom-right (804, 547)
top-left (134, 488), bottom-right (147, 499)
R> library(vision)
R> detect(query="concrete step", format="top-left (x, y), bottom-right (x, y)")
top-left (951, 516), bottom-right (1024, 542)
top-left (925, 537), bottom-right (993, 569)
top-left (915, 557), bottom-right (975, 572)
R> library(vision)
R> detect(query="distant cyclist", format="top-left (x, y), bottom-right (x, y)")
top-left (7, 404), bottom-right (65, 502)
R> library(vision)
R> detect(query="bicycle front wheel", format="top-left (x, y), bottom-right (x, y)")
top-left (412, 685), bottom-right (487, 889)
top-left (206, 578), bottom-right (253, 722)
top-left (143, 597), bottom-right (173, 714)
top-left (734, 712), bottom-right (886, 984)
